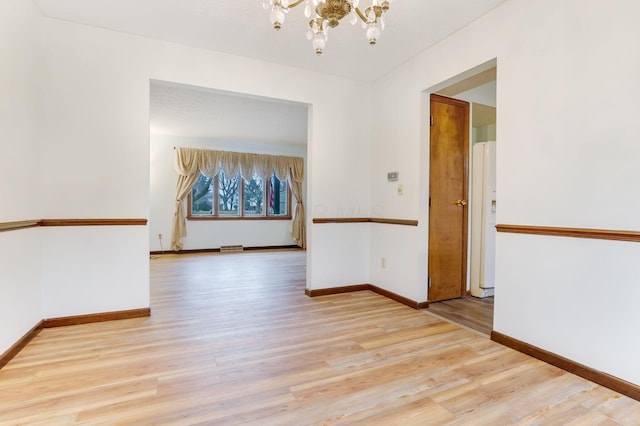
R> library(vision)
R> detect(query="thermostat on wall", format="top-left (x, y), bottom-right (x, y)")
top-left (387, 172), bottom-right (399, 182)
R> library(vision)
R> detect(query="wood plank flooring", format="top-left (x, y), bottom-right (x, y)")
top-left (1, 251), bottom-right (639, 424)
top-left (425, 296), bottom-right (494, 336)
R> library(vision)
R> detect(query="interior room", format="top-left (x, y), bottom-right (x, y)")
top-left (2, 0), bottom-right (640, 422)
top-left (149, 80), bottom-right (309, 253)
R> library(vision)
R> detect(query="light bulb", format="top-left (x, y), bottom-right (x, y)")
top-left (304, 4), bottom-right (311, 17)
top-left (312, 33), bottom-right (326, 55)
top-left (281, 0), bottom-right (290, 6)
top-left (366, 24), bottom-right (380, 45)
top-left (270, 6), bottom-right (285, 30)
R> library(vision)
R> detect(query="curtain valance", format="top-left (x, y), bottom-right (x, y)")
top-left (171, 147), bottom-right (305, 251)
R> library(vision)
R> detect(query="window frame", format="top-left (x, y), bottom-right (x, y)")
top-left (187, 171), bottom-right (292, 221)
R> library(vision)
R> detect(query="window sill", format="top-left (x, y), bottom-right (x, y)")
top-left (187, 216), bottom-right (292, 221)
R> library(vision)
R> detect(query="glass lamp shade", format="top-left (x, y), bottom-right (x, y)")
top-left (366, 24), bottom-right (381, 45)
top-left (270, 6), bottom-right (286, 30)
top-left (312, 33), bottom-right (326, 55)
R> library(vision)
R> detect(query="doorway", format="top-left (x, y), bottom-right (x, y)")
top-left (425, 64), bottom-right (497, 334)
top-left (148, 80), bottom-right (309, 256)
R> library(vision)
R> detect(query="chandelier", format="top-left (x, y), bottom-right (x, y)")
top-left (262, 0), bottom-right (391, 55)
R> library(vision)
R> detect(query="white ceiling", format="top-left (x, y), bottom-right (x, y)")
top-left (35, 1), bottom-right (503, 142)
top-left (150, 81), bottom-right (309, 145)
top-left (34, 0), bottom-right (507, 82)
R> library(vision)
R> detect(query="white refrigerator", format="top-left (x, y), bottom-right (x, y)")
top-left (470, 141), bottom-right (496, 298)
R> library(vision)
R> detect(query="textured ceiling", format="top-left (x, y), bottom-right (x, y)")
top-left (34, 0), bottom-right (507, 82)
top-left (150, 81), bottom-right (309, 144)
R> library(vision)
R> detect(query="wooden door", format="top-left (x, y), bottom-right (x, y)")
top-left (428, 94), bottom-right (469, 302)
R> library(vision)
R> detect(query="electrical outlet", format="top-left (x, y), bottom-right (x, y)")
top-left (381, 257), bottom-right (386, 269)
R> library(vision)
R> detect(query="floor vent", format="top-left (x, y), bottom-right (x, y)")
top-left (220, 245), bottom-right (244, 253)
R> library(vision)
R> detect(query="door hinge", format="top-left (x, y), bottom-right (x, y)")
top-left (429, 196), bottom-right (432, 207)
top-left (430, 116), bottom-right (434, 127)
top-left (428, 277), bottom-right (432, 288)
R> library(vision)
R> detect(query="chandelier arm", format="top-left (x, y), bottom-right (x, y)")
top-left (354, 7), bottom-right (372, 24)
top-left (287, 0), bottom-right (306, 9)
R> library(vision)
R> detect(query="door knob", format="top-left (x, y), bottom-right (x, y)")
top-left (451, 199), bottom-right (467, 206)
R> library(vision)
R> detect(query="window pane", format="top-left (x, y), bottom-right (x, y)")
top-left (191, 173), bottom-right (213, 215)
top-left (218, 170), bottom-right (239, 216)
top-left (268, 173), bottom-right (288, 216)
top-left (244, 175), bottom-right (264, 216)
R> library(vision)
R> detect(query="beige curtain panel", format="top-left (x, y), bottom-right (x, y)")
top-left (171, 147), bottom-right (306, 251)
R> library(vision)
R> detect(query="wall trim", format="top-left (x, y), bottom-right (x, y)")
top-left (370, 284), bottom-right (429, 309)
top-left (491, 331), bottom-right (640, 402)
top-left (306, 284), bottom-right (428, 309)
top-left (0, 321), bottom-right (44, 369)
top-left (313, 217), bottom-right (418, 226)
top-left (496, 224), bottom-right (640, 243)
top-left (42, 308), bottom-right (151, 328)
top-left (0, 220), bottom-right (40, 233)
top-left (0, 218), bottom-right (147, 233)
top-left (151, 245), bottom-right (302, 255)
top-left (305, 284), bottom-right (370, 297)
top-left (40, 218), bottom-right (148, 227)
top-left (312, 218), bottom-right (370, 224)
top-left (370, 218), bottom-right (419, 226)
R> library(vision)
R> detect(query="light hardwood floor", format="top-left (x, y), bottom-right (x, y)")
top-left (1, 251), bottom-right (639, 424)
top-left (425, 296), bottom-right (494, 336)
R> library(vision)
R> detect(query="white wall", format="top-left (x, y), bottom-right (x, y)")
top-left (41, 226), bottom-right (149, 318)
top-left (454, 80), bottom-right (497, 107)
top-left (369, 224), bottom-right (420, 299)
top-left (35, 15), bottom-right (372, 301)
top-left (150, 134), bottom-right (307, 251)
top-left (370, 0), bottom-right (640, 385)
top-left (0, 0), bottom-right (43, 354)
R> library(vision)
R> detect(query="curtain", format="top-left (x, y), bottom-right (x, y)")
top-left (289, 157), bottom-right (306, 249)
top-left (170, 147), bottom-right (305, 251)
top-left (171, 148), bottom-right (202, 251)
top-left (253, 154), bottom-right (274, 181)
top-left (219, 151), bottom-right (241, 180)
top-left (238, 152), bottom-right (255, 182)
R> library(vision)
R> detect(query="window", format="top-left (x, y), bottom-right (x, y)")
top-left (244, 175), bottom-right (264, 216)
top-left (189, 171), bottom-right (290, 220)
top-left (218, 170), bottom-right (240, 216)
top-left (268, 173), bottom-right (288, 216)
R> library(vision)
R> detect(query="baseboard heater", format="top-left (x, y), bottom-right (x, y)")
top-left (220, 245), bottom-right (244, 253)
